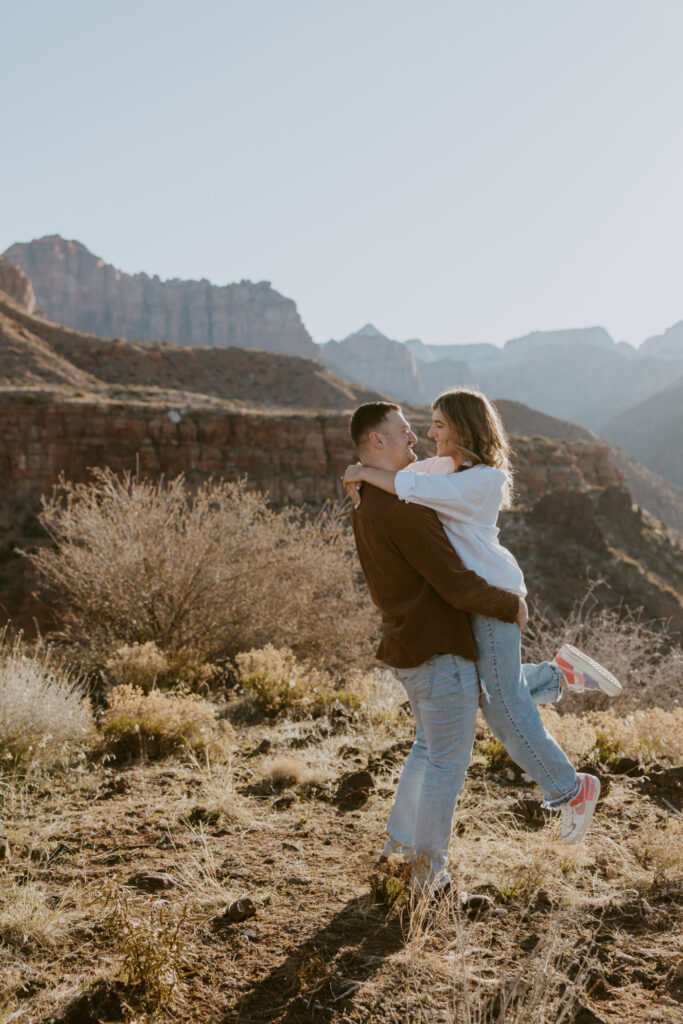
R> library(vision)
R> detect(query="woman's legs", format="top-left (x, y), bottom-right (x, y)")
top-left (523, 660), bottom-right (564, 705)
top-left (471, 614), bottom-right (579, 807)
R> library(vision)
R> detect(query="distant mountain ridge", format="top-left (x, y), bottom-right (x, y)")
top-left (318, 322), bottom-right (683, 442)
top-left (4, 236), bottom-right (317, 358)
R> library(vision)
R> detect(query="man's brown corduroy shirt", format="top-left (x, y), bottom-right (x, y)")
top-left (352, 484), bottom-right (520, 668)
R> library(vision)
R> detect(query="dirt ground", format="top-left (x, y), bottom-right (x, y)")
top-left (1, 691), bottom-right (682, 1024)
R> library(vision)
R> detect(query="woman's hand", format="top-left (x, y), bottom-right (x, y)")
top-left (343, 463), bottom-right (366, 508)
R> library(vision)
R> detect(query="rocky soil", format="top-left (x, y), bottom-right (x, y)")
top-left (1, 689), bottom-right (681, 1024)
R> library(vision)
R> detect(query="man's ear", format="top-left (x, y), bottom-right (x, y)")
top-left (367, 429), bottom-right (384, 450)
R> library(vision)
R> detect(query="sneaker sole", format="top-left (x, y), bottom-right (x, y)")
top-left (562, 777), bottom-right (601, 844)
top-left (559, 644), bottom-right (623, 696)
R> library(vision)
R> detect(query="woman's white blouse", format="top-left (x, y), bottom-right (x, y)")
top-left (395, 457), bottom-right (527, 597)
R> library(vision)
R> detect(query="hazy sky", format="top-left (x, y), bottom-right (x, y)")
top-left (2, 1), bottom-right (682, 346)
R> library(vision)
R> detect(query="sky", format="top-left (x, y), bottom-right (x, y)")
top-left (2, 0), bottom-right (682, 347)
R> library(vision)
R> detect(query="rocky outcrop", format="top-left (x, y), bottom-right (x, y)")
top-left (4, 236), bottom-right (318, 358)
top-left (0, 394), bottom-right (354, 522)
top-left (0, 394), bottom-right (356, 632)
top-left (494, 396), bottom-right (683, 531)
top-left (0, 258), bottom-right (36, 312)
top-left (1, 390), bottom-right (681, 640)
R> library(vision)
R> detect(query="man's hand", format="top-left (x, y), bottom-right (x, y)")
top-left (516, 597), bottom-right (529, 630)
top-left (343, 463), bottom-right (365, 508)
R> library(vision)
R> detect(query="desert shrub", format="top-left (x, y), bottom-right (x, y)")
top-left (539, 706), bottom-right (683, 766)
top-left (0, 629), bottom-right (92, 766)
top-left (234, 644), bottom-right (362, 718)
top-left (105, 641), bottom-right (170, 692)
top-left (523, 596), bottom-right (683, 712)
top-left (99, 878), bottom-right (191, 1012)
top-left (28, 470), bottom-right (378, 671)
top-left (100, 684), bottom-right (233, 759)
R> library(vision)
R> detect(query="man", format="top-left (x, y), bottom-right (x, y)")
top-left (348, 401), bottom-right (523, 893)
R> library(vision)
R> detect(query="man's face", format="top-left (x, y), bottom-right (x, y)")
top-left (378, 409), bottom-right (418, 470)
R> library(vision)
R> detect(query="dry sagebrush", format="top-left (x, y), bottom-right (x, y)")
top-left (0, 629), bottom-right (92, 766)
top-left (101, 684), bottom-right (232, 759)
top-left (523, 598), bottom-right (683, 712)
top-left (29, 470), bottom-right (379, 671)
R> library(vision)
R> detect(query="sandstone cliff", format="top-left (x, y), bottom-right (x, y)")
top-left (4, 236), bottom-right (318, 358)
top-left (0, 257), bottom-right (37, 313)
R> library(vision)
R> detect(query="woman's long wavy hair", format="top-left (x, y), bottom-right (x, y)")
top-left (432, 388), bottom-right (514, 508)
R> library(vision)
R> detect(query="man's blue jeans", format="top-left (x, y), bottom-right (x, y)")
top-left (386, 617), bottom-right (579, 886)
top-left (387, 652), bottom-right (480, 887)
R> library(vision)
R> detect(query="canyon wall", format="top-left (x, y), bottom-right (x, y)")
top-left (4, 236), bottom-right (318, 358)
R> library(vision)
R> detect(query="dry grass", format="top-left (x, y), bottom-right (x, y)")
top-left (523, 595), bottom-right (683, 713)
top-left (539, 705), bottom-right (683, 765)
top-left (234, 644), bottom-right (364, 719)
top-left (29, 469), bottom-right (378, 671)
top-left (0, 881), bottom-right (66, 952)
top-left (105, 641), bottom-right (170, 692)
top-left (0, 628), bottom-right (92, 767)
top-left (0, 694), bottom-right (680, 1024)
top-left (100, 684), bottom-right (234, 759)
top-left (98, 877), bottom-right (193, 1013)
top-left (258, 754), bottom-right (326, 790)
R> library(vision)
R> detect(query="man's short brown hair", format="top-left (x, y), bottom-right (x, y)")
top-left (350, 401), bottom-right (401, 448)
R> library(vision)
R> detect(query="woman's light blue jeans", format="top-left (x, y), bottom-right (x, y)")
top-left (471, 614), bottom-right (580, 809)
top-left (386, 618), bottom-right (579, 886)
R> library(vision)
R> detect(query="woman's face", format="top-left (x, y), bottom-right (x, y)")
top-left (427, 407), bottom-right (464, 463)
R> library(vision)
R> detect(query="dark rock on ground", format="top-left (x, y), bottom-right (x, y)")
top-left (335, 770), bottom-right (375, 809)
top-left (126, 871), bottom-right (176, 893)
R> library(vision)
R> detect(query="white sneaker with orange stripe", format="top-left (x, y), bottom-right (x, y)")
top-left (554, 644), bottom-right (622, 696)
top-left (561, 773), bottom-right (601, 843)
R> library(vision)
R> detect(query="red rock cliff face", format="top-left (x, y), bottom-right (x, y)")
top-left (4, 236), bottom-right (318, 358)
top-left (0, 395), bottom-right (352, 527)
top-left (0, 395), bottom-right (624, 528)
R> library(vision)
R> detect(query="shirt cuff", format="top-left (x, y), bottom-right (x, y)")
top-left (395, 469), bottom-right (417, 501)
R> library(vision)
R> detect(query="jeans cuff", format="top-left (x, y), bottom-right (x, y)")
top-left (541, 776), bottom-right (581, 809)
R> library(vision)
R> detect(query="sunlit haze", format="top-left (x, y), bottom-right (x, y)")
top-left (2, 0), bottom-right (682, 346)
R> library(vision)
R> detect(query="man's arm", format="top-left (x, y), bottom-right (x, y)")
top-left (388, 498), bottom-right (519, 623)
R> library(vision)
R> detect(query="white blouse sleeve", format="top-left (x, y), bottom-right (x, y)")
top-left (394, 466), bottom-right (503, 522)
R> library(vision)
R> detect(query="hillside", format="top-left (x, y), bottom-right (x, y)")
top-left (601, 377), bottom-right (683, 489)
top-left (4, 236), bottom-right (318, 358)
top-left (0, 291), bottom-right (382, 411)
top-left (492, 399), bottom-right (683, 533)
